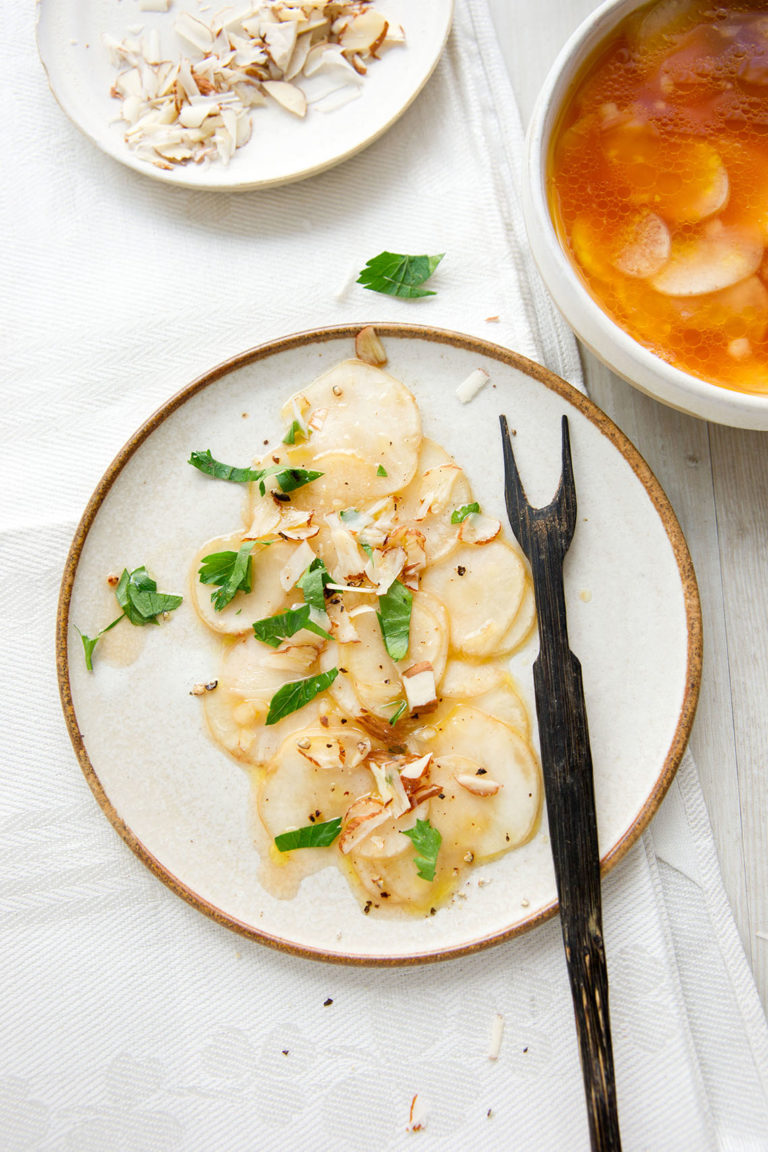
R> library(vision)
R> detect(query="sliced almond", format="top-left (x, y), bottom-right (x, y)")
top-left (458, 512), bottom-right (501, 545)
top-left (456, 368), bottom-right (489, 404)
top-left (262, 79), bottom-right (307, 116)
top-left (402, 662), bottom-right (438, 714)
top-left (340, 10), bottom-right (388, 56)
top-left (455, 773), bottom-right (502, 797)
top-left (355, 325), bottom-right (388, 366)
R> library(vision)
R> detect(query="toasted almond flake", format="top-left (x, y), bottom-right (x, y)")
top-left (262, 79), bottom-right (307, 116)
top-left (488, 1014), bottom-right (504, 1060)
top-left (456, 368), bottom-right (490, 404)
top-left (456, 773), bottom-right (502, 797)
top-left (355, 325), bottom-right (387, 366)
top-left (399, 753), bottom-right (432, 781)
top-left (340, 9), bottom-right (387, 54)
top-left (139, 0), bottom-right (172, 10)
top-left (402, 663), bottom-right (438, 713)
top-left (407, 1093), bottom-right (428, 1133)
top-left (364, 545), bottom-right (406, 594)
top-left (459, 512), bottom-right (501, 545)
top-left (176, 11), bottom-right (216, 54)
top-left (279, 539), bottom-right (316, 591)
top-left (369, 758), bottom-right (410, 817)
top-left (339, 795), bottom-right (390, 854)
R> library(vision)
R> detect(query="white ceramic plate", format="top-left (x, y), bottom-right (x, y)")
top-left (36, 0), bottom-right (453, 191)
top-left (57, 324), bottom-right (701, 964)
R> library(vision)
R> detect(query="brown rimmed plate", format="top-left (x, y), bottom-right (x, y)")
top-left (56, 324), bottom-right (701, 965)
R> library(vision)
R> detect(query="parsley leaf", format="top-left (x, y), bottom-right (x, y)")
top-left (265, 668), bottom-right (339, 726)
top-left (282, 420), bottom-right (307, 445)
top-left (357, 251), bottom-right (444, 299)
top-left (189, 450), bottom-right (322, 496)
top-left (77, 565), bottom-right (182, 670)
top-left (451, 502), bottom-right (481, 524)
top-left (272, 466), bottom-right (323, 494)
top-left (274, 817), bottom-right (342, 852)
top-left (188, 449), bottom-right (263, 483)
top-left (376, 464), bottom-right (388, 477)
top-left (401, 818), bottom-right (442, 882)
top-left (76, 615), bottom-right (122, 672)
top-left (198, 542), bottom-right (254, 611)
top-left (115, 566), bottom-right (183, 626)
top-left (376, 580), bottom-right (412, 662)
top-left (297, 557), bottom-right (332, 612)
top-left (252, 605), bottom-right (331, 649)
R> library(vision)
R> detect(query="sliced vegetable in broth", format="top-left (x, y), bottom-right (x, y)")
top-left (549, 0), bottom-right (768, 394)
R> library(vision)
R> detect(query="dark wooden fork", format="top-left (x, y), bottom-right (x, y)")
top-left (500, 413), bottom-right (622, 1152)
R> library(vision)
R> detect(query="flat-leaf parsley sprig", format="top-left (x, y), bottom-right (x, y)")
top-left (357, 251), bottom-right (444, 299)
top-left (401, 818), bottom-right (442, 882)
top-left (188, 449), bottom-right (322, 496)
top-left (77, 565), bottom-right (183, 670)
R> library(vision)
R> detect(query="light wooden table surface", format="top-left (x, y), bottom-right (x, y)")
top-left (487, 0), bottom-right (768, 1012)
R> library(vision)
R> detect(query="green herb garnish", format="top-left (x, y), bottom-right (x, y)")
top-left (266, 668), bottom-right (339, 726)
top-left (189, 450), bottom-right (322, 496)
top-left (376, 580), bottom-right (412, 662)
top-left (401, 818), bottom-right (442, 882)
top-left (274, 817), bottom-right (342, 852)
top-left (297, 557), bottom-right (332, 612)
top-left (376, 464), bottom-right (388, 477)
top-left (115, 566), bottom-right (183, 626)
top-left (282, 420), bottom-right (307, 445)
top-left (389, 700), bottom-right (408, 725)
top-left (188, 449), bottom-right (264, 483)
top-left (198, 542), bottom-right (254, 611)
top-left (77, 565), bottom-right (182, 670)
top-left (252, 605), bottom-right (332, 649)
top-left (357, 251), bottom-right (444, 299)
top-left (451, 502), bottom-right (481, 524)
top-left (76, 613), bottom-right (124, 672)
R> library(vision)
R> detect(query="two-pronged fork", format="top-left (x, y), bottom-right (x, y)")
top-left (500, 413), bottom-right (622, 1152)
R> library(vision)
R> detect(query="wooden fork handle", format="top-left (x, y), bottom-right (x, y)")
top-left (531, 549), bottom-right (622, 1152)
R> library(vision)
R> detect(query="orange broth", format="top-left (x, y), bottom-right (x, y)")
top-left (548, 0), bottom-right (768, 394)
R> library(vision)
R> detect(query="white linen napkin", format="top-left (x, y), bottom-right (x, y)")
top-left (2, 1), bottom-right (767, 1149)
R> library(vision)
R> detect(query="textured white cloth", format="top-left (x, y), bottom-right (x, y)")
top-left (3, 1), bottom-right (768, 1149)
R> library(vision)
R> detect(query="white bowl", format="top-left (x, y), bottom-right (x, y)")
top-left (523, 0), bottom-right (768, 431)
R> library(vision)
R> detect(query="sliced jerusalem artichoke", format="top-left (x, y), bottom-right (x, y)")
top-left (420, 539), bottom-right (528, 657)
top-left (204, 634), bottom-right (324, 766)
top-left (345, 802), bottom-right (436, 905)
top-left (339, 590), bottom-right (449, 719)
top-left (650, 223), bottom-right (764, 296)
top-left (396, 440), bottom-right (474, 563)
top-left (612, 210), bottom-right (671, 278)
top-left (428, 706), bottom-right (541, 862)
top-left (190, 533), bottom-right (299, 634)
top-left (280, 360), bottom-right (421, 492)
top-left (258, 725), bottom-right (376, 842)
top-left (440, 659), bottom-right (529, 736)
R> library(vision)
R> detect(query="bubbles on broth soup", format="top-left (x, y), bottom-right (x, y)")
top-left (549, 0), bottom-right (768, 393)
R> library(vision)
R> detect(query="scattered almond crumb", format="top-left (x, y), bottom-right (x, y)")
top-left (579, 589), bottom-right (592, 603)
top-left (488, 1013), bottom-right (504, 1060)
top-left (407, 1093), bottom-right (428, 1132)
top-left (485, 315), bottom-right (500, 323)
top-left (189, 680), bottom-right (218, 695)
top-left (521, 897), bottom-right (530, 908)
top-left (456, 367), bottom-right (490, 404)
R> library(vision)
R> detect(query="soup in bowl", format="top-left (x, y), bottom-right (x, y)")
top-left (524, 0), bottom-right (768, 428)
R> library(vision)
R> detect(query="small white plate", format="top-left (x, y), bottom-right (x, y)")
top-left (36, 0), bottom-right (453, 191)
top-left (57, 324), bottom-right (701, 964)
